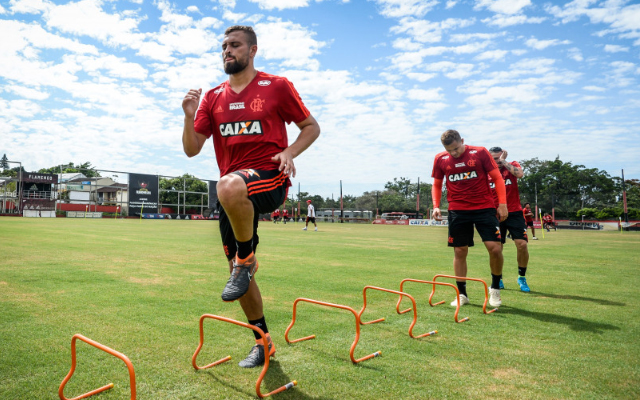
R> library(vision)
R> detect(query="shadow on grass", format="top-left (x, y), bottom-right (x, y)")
top-left (199, 359), bottom-right (335, 400)
top-left (498, 305), bottom-right (621, 334)
top-left (527, 291), bottom-right (625, 306)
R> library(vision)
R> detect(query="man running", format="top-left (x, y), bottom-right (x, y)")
top-left (431, 130), bottom-right (508, 308)
top-left (488, 147), bottom-right (531, 292)
top-left (181, 25), bottom-right (320, 368)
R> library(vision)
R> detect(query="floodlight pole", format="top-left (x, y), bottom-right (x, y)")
top-left (340, 180), bottom-right (344, 223)
top-left (622, 169), bottom-right (629, 224)
top-left (416, 177), bottom-right (420, 219)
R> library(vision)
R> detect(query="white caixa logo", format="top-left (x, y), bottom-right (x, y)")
top-left (258, 80), bottom-right (271, 86)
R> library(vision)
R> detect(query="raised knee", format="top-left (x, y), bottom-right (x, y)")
top-left (217, 175), bottom-right (245, 201)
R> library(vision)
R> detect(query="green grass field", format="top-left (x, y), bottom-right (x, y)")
top-left (1, 217), bottom-right (639, 399)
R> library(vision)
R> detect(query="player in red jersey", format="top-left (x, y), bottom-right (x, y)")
top-left (182, 25), bottom-right (320, 368)
top-left (432, 130), bottom-right (507, 308)
top-left (523, 202), bottom-right (537, 239)
top-left (272, 208), bottom-right (280, 224)
top-left (488, 147), bottom-right (531, 292)
top-left (282, 208), bottom-right (290, 224)
top-left (543, 213), bottom-right (555, 231)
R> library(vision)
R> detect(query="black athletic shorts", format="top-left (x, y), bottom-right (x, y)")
top-left (306, 216), bottom-right (316, 223)
top-left (218, 169), bottom-right (288, 261)
top-left (500, 211), bottom-right (528, 244)
top-left (525, 220), bottom-right (534, 227)
top-left (448, 208), bottom-right (501, 247)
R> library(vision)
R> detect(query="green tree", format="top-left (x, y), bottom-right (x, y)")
top-left (159, 174), bottom-right (208, 211)
top-left (38, 162), bottom-right (101, 178)
top-left (0, 154), bottom-right (8, 170)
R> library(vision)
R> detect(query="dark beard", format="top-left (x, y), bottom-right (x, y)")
top-left (224, 58), bottom-right (248, 75)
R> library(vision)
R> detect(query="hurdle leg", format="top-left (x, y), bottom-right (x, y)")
top-left (58, 334), bottom-right (136, 400)
top-left (192, 314), bottom-right (297, 398)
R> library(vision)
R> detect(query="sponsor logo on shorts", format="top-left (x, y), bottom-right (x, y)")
top-left (448, 171), bottom-right (478, 182)
top-left (448, 236), bottom-right (454, 243)
top-left (229, 102), bottom-right (245, 110)
top-left (258, 80), bottom-right (271, 86)
top-left (219, 120), bottom-right (263, 136)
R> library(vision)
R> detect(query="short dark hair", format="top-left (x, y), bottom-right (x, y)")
top-left (489, 147), bottom-right (502, 153)
top-left (224, 25), bottom-right (257, 47)
top-left (441, 129), bottom-right (461, 145)
top-left (524, 202), bottom-right (530, 207)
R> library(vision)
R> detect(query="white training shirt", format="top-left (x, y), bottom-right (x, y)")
top-left (307, 203), bottom-right (315, 218)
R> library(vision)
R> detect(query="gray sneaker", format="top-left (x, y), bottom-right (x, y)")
top-left (238, 338), bottom-right (275, 368)
top-left (221, 254), bottom-right (258, 302)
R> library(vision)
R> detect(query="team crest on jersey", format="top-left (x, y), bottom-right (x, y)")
top-left (448, 171), bottom-right (478, 182)
top-left (250, 97), bottom-right (265, 112)
top-left (467, 159), bottom-right (476, 167)
top-left (219, 120), bottom-right (263, 137)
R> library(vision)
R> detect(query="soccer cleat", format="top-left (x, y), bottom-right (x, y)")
top-left (221, 254), bottom-right (258, 302)
top-left (532, 236), bottom-right (538, 240)
top-left (517, 276), bottom-right (530, 292)
top-left (489, 288), bottom-right (502, 307)
top-left (314, 227), bottom-right (317, 231)
top-left (499, 279), bottom-right (504, 289)
top-left (302, 227), bottom-right (307, 231)
top-left (238, 336), bottom-right (276, 368)
top-left (450, 294), bottom-right (470, 307)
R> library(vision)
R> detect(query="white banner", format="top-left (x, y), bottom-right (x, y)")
top-left (409, 219), bottom-right (448, 227)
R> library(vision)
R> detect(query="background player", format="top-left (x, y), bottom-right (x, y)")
top-left (271, 208), bottom-right (280, 224)
top-left (488, 147), bottom-right (531, 292)
top-left (282, 208), bottom-right (290, 224)
top-left (181, 25), bottom-right (320, 368)
top-left (543, 213), bottom-right (556, 231)
top-left (523, 202), bottom-right (537, 240)
top-left (303, 199), bottom-right (317, 231)
top-left (432, 130), bottom-right (508, 308)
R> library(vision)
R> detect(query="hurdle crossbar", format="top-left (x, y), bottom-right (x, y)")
top-left (397, 278), bottom-right (469, 323)
top-left (58, 334), bottom-right (136, 400)
top-left (358, 286), bottom-right (437, 339)
top-left (192, 314), bottom-right (297, 399)
top-left (432, 274), bottom-right (498, 314)
top-left (284, 298), bottom-right (381, 364)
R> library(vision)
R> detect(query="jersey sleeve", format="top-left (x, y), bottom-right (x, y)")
top-left (431, 154), bottom-right (444, 180)
top-left (277, 78), bottom-right (311, 125)
top-left (194, 91), bottom-right (213, 138)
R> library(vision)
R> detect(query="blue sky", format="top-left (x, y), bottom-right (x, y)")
top-left (1, 0), bottom-right (639, 199)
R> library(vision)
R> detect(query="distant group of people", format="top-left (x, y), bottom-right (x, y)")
top-left (270, 207), bottom-right (290, 224)
top-left (181, 24), bottom-right (546, 371)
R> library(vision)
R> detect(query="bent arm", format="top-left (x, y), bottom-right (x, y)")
top-left (271, 115), bottom-right (320, 177)
top-left (183, 118), bottom-right (207, 157)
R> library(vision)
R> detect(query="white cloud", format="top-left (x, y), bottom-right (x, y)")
top-left (567, 47), bottom-right (583, 62)
top-left (407, 87), bottom-right (443, 101)
top-left (255, 18), bottom-right (326, 70)
top-left (374, 0), bottom-right (438, 18)
top-left (474, 0), bottom-right (532, 15)
top-left (5, 84), bottom-right (49, 100)
top-left (186, 6), bottom-right (200, 13)
top-left (391, 17), bottom-right (475, 44)
top-left (482, 14), bottom-right (545, 27)
top-left (546, 1), bottom-right (640, 45)
top-left (8, 0), bottom-right (53, 14)
top-left (446, 1), bottom-right (458, 9)
top-left (604, 44), bottom-right (628, 53)
top-left (406, 72), bottom-right (436, 82)
top-left (249, 0), bottom-right (310, 11)
top-left (475, 49), bottom-right (508, 61)
top-left (583, 85), bottom-right (606, 92)
top-left (525, 37), bottom-right (571, 50)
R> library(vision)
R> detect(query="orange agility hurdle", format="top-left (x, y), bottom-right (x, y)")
top-left (358, 286), bottom-right (438, 339)
top-left (432, 274), bottom-right (498, 314)
top-left (284, 298), bottom-right (382, 364)
top-left (396, 278), bottom-right (470, 323)
top-left (58, 334), bottom-right (136, 400)
top-left (192, 314), bottom-right (297, 399)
